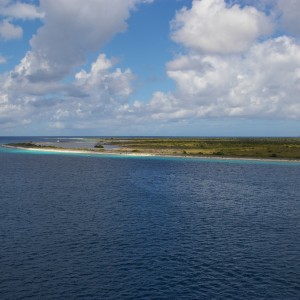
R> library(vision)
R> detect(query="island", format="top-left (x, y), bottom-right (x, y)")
top-left (4, 137), bottom-right (300, 161)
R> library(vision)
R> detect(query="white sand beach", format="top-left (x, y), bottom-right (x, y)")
top-left (3, 144), bottom-right (300, 163)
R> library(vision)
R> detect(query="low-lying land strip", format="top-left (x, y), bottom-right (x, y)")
top-left (4, 137), bottom-right (300, 160)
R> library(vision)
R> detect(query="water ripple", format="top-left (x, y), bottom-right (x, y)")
top-left (0, 153), bottom-right (300, 299)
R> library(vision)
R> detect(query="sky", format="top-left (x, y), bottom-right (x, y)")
top-left (0, 0), bottom-right (299, 136)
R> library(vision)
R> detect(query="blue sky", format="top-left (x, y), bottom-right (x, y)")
top-left (102, 0), bottom-right (188, 101)
top-left (0, 0), bottom-right (299, 136)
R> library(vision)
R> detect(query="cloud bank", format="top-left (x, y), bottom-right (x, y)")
top-left (0, 0), bottom-right (299, 134)
top-left (130, 0), bottom-right (300, 125)
top-left (0, 0), bottom-right (147, 131)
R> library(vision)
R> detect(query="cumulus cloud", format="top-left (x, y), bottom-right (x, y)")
top-left (1, 0), bottom-right (299, 133)
top-left (0, 19), bottom-right (22, 40)
top-left (0, 0), bottom-right (150, 130)
top-left (0, 80), bottom-right (35, 129)
top-left (1, 1), bottom-right (43, 20)
top-left (49, 53), bottom-right (134, 126)
top-left (75, 54), bottom-right (133, 100)
top-left (0, 0), bottom-right (42, 40)
top-left (277, 0), bottom-right (300, 37)
top-left (0, 53), bottom-right (135, 130)
top-left (14, 0), bottom-right (146, 83)
top-left (156, 37), bottom-right (300, 119)
top-left (171, 0), bottom-right (273, 54)
top-left (128, 0), bottom-right (300, 123)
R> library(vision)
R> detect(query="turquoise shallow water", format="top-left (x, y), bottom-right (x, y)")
top-left (1, 136), bottom-right (299, 166)
top-left (1, 137), bottom-right (300, 299)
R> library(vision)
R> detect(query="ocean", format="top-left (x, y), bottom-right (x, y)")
top-left (1, 137), bottom-right (300, 299)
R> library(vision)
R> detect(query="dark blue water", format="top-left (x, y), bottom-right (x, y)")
top-left (1, 137), bottom-right (300, 299)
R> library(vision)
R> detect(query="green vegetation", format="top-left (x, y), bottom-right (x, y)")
top-left (6, 142), bottom-right (59, 149)
top-left (5, 142), bottom-right (104, 153)
top-left (6, 137), bottom-right (300, 160)
top-left (94, 143), bottom-right (104, 149)
top-left (213, 151), bottom-right (225, 156)
top-left (104, 137), bottom-right (300, 160)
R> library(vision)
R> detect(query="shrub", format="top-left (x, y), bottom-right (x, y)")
top-left (213, 151), bottom-right (225, 156)
top-left (94, 143), bottom-right (104, 149)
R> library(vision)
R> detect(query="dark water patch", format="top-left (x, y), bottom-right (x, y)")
top-left (0, 145), bottom-right (300, 299)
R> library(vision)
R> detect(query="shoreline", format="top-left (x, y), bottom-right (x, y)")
top-left (2, 144), bottom-right (300, 163)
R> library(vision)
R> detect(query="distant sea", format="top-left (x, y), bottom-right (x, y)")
top-left (1, 137), bottom-right (300, 299)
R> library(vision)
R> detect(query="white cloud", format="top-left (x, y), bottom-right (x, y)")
top-left (1, 0), bottom-right (299, 134)
top-left (1, 1), bottom-right (44, 20)
top-left (143, 36), bottom-right (300, 120)
top-left (0, 55), bottom-right (6, 64)
top-left (0, 0), bottom-right (151, 131)
top-left (277, 0), bottom-right (300, 37)
top-left (0, 19), bottom-right (22, 40)
top-left (171, 0), bottom-right (273, 54)
top-left (49, 54), bottom-right (134, 126)
top-left (16, 0), bottom-right (147, 82)
top-left (0, 53), bottom-right (134, 130)
top-left (75, 54), bottom-right (133, 99)
top-left (0, 84), bottom-right (35, 129)
top-left (126, 0), bottom-right (300, 123)
top-left (0, 1), bottom-right (43, 40)
top-left (0, 0), bottom-right (11, 7)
